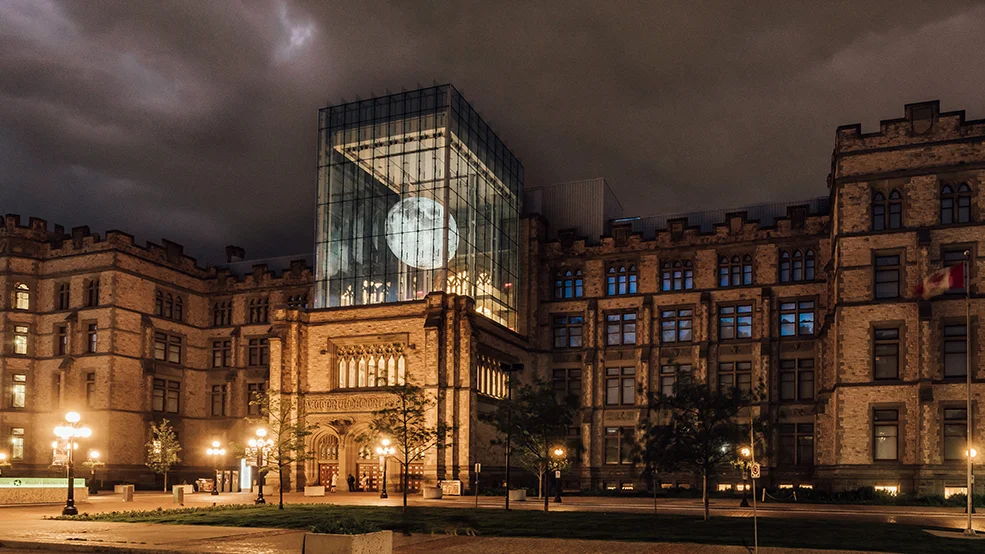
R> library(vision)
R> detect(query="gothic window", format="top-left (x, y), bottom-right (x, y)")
top-left (249, 297), bottom-right (270, 323)
top-left (661, 260), bottom-right (694, 291)
top-left (12, 282), bottom-right (29, 310)
top-left (57, 283), bottom-right (71, 310)
top-left (554, 269), bottom-right (584, 299)
top-left (606, 264), bottom-right (638, 296)
top-left (212, 300), bottom-right (232, 326)
top-left (940, 183), bottom-right (972, 224)
top-left (719, 254), bottom-right (753, 287)
top-left (287, 293), bottom-right (309, 309)
top-left (476, 353), bottom-right (509, 398)
top-left (84, 279), bottom-right (100, 307)
top-left (779, 249), bottom-right (816, 282)
top-left (872, 189), bottom-right (902, 231)
top-left (336, 345), bottom-right (406, 389)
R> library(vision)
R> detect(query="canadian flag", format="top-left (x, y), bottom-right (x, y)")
top-left (915, 263), bottom-right (965, 299)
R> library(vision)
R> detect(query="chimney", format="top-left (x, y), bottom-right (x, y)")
top-left (225, 245), bottom-right (246, 263)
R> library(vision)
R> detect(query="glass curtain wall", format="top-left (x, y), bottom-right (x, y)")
top-left (315, 85), bottom-right (522, 329)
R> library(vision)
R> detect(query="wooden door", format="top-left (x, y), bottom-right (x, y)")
top-left (356, 462), bottom-right (381, 491)
top-left (319, 463), bottom-right (339, 488)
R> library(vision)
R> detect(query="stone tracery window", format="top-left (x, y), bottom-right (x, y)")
top-left (871, 190), bottom-right (902, 230)
top-left (940, 183), bottom-right (972, 224)
top-left (476, 353), bottom-right (508, 398)
top-left (336, 344), bottom-right (406, 389)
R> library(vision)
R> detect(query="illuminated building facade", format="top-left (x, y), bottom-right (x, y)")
top-left (315, 85), bottom-right (522, 329)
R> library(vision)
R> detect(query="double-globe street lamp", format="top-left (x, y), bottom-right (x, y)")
top-left (206, 441), bottom-right (226, 496)
top-left (53, 412), bottom-right (91, 516)
top-left (248, 429), bottom-right (270, 505)
top-left (0, 452), bottom-right (9, 475)
top-left (552, 447), bottom-right (565, 503)
top-left (375, 438), bottom-right (395, 499)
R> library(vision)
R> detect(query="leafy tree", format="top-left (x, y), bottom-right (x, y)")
top-left (640, 381), bottom-right (745, 521)
top-left (481, 378), bottom-right (577, 512)
top-left (247, 390), bottom-right (318, 510)
top-left (145, 419), bottom-right (182, 492)
top-left (368, 383), bottom-right (451, 512)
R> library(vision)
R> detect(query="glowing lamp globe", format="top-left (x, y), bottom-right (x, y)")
top-left (65, 412), bottom-right (81, 424)
top-left (385, 198), bottom-right (459, 269)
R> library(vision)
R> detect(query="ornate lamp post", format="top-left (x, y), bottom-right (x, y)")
top-left (248, 429), bottom-right (269, 505)
top-left (0, 452), bottom-right (10, 476)
top-left (53, 412), bottom-right (91, 516)
top-left (739, 446), bottom-right (751, 508)
top-left (207, 441), bottom-right (226, 496)
top-left (552, 447), bottom-right (564, 503)
top-left (375, 438), bottom-right (395, 499)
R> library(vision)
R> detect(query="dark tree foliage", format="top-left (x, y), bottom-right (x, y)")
top-left (640, 381), bottom-right (745, 521)
top-left (481, 378), bottom-right (578, 512)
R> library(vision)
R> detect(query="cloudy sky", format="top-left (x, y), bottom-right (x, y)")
top-left (2, 0), bottom-right (984, 263)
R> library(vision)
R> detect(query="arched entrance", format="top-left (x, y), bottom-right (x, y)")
top-left (315, 434), bottom-right (340, 488)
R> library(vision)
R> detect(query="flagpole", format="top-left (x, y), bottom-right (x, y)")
top-left (965, 251), bottom-right (974, 536)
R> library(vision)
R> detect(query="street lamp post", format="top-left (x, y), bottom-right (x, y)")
top-left (84, 450), bottom-right (103, 495)
top-left (53, 412), bottom-right (92, 516)
top-left (0, 452), bottom-right (9, 476)
top-left (375, 438), bottom-right (395, 499)
top-left (206, 441), bottom-right (226, 496)
top-left (966, 448), bottom-right (978, 515)
top-left (739, 446), bottom-right (751, 508)
top-left (248, 429), bottom-right (269, 505)
top-left (552, 447), bottom-right (564, 503)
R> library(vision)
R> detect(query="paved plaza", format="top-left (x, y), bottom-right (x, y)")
top-left (0, 490), bottom-right (981, 552)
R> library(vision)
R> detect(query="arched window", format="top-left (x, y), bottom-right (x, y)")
top-left (13, 283), bottom-right (30, 310)
top-left (607, 264), bottom-right (638, 296)
top-left (554, 269), bottom-right (584, 299)
top-left (173, 297), bottom-right (183, 322)
top-left (249, 297), bottom-right (270, 324)
top-left (941, 183), bottom-right (972, 224)
top-left (779, 249), bottom-right (817, 283)
top-left (661, 260), bottom-right (694, 291)
top-left (804, 249), bottom-right (816, 280)
top-left (872, 190), bottom-right (903, 230)
top-left (164, 294), bottom-right (174, 319)
top-left (57, 283), bottom-right (71, 310)
top-left (212, 301), bottom-right (231, 326)
top-left (155, 291), bottom-right (164, 317)
top-left (719, 255), bottom-right (753, 287)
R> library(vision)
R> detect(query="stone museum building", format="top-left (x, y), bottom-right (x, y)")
top-left (1, 86), bottom-right (984, 497)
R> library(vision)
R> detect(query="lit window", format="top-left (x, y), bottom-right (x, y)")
top-left (873, 409), bottom-right (899, 461)
top-left (10, 428), bottom-right (24, 460)
top-left (13, 325), bottom-right (29, 355)
top-left (943, 408), bottom-right (967, 461)
top-left (13, 283), bottom-right (29, 310)
top-left (11, 374), bottom-right (26, 409)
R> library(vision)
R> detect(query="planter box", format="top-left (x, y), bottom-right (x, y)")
top-left (304, 486), bottom-right (326, 497)
top-left (508, 489), bottom-right (526, 502)
top-left (174, 484), bottom-right (195, 494)
top-left (421, 486), bottom-right (442, 499)
top-left (302, 530), bottom-right (392, 554)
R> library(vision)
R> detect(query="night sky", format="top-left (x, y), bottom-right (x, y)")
top-left (2, 1), bottom-right (984, 263)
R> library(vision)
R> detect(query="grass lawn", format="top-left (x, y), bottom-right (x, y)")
top-left (59, 504), bottom-right (982, 554)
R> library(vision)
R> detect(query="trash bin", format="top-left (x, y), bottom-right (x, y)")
top-left (121, 485), bottom-right (134, 502)
top-left (172, 485), bottom-right (185, 506)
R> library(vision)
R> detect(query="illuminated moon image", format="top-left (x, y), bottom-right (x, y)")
top-left (385, 197), bottom-right (459, 269)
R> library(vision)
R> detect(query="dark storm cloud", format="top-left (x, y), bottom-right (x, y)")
top-left (1, 0), bottom-right (984, 261)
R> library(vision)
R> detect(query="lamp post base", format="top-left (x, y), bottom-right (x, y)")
top-left (554, 495), bottom-right (562, 503)
top-left (211, 489), bottom-right (219, 496)
top-left (380, 490), bottom-right (388, 499)
top-left (62, 504), bottom-right (78, 516)
top-left (255, 496), bottom-right (266, 505)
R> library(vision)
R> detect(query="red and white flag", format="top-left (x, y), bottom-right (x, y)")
top-left (915, 263), bottom-right (965, 299)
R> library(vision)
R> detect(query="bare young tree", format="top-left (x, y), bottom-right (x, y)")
top-left (368, 383), bottom-right (451, 512)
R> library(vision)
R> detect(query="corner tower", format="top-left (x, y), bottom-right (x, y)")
top-left (314, 85), bottom-right (523, 329)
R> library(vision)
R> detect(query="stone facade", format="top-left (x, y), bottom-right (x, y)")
top-left (1, 100), bottom-right (983, 495)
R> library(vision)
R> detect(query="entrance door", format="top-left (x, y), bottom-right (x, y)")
top-left (399, 463), bottom-right (424, 493)
top-left (356, 462), bottom-right (381, 492)
top-left (319, 463), bottom-right (339, 488)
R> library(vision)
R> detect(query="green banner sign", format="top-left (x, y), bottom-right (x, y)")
top-left (0, 477), bottom-right (86, 489)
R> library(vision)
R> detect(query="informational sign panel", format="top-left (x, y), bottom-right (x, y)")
top-left (750, 463), bottom-right (761, 479)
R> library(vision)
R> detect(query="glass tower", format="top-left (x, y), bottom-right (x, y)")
top-left (315, 85), bottom-right (523, 329)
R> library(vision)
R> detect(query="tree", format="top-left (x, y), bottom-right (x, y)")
top-left (481, 378), bottom-right (577, 512)
top-left (368, 383), bottom-right (451, 512)
top-left (640, 381), bottom-right (745, 521)
top-left (145, 419), bottom-right (181, 492)
top-left (247, 390), bottom-right (318, 510)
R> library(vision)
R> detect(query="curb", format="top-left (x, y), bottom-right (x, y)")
top-left (0, 539), bottom-right (176, 553)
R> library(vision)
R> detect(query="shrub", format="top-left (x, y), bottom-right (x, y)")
top-left (309, 516), bottom-right (380, 535)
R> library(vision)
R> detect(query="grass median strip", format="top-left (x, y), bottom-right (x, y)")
top-left (56, 503), bottom-right (981, 554)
